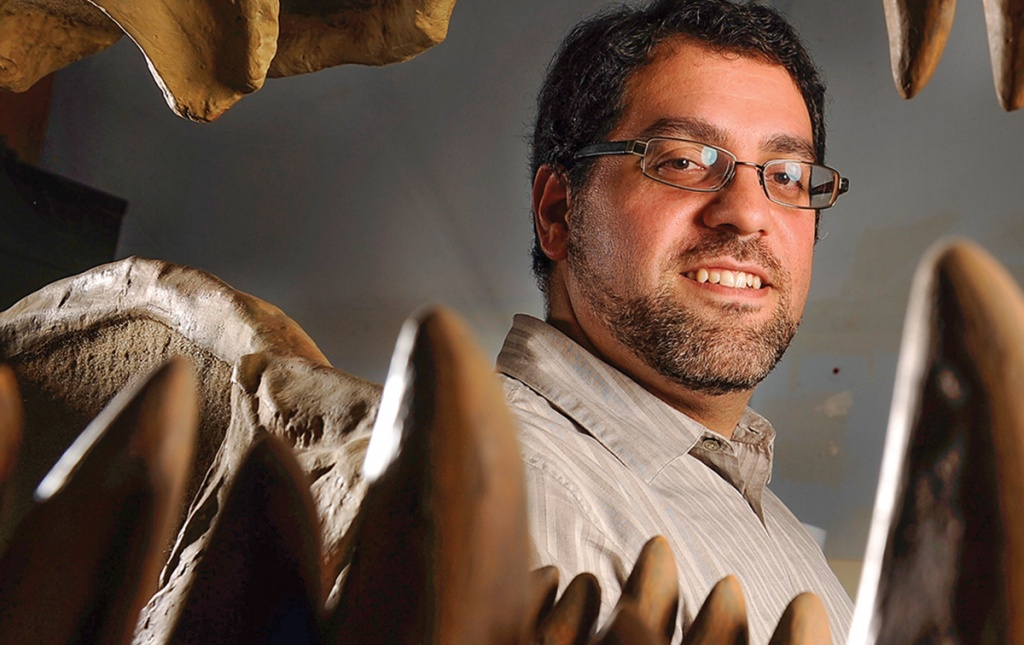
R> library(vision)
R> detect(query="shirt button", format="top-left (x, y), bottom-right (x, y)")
top-left (701, 438), bottom-right (722, 452)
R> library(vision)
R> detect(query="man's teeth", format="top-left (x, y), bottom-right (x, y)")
top-left (687, 268), bottom-right (763, 289)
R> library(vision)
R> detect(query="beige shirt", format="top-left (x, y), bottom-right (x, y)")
top-left (497, 314), bottom-right (852, 644)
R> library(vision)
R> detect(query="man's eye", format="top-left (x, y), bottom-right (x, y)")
top-left (654, 152), bottom-right (708, 174)
top-left (664, 157), bottom-right (698, 170)
top-left (768, 162), bottom-right (807, 191)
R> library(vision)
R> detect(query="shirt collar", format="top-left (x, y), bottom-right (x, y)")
top-left (497, 314), bottom-right (775, 484)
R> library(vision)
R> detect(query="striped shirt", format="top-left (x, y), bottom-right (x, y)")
top-left (497, 314), bottom-right (852, 644)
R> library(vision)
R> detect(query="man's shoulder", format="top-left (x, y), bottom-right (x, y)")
top-left (497, 372), bottom-right (652, 546)
top-left (498, 371), bottom-right (552, 414)
top-left (498, 372), bottom-right (641, 503)
top-left (498, 372), bottom-right (587, 454)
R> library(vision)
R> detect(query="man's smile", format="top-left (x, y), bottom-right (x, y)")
top-left (684, 267), bottom-right (765, 290)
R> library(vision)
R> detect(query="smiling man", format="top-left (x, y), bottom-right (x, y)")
top-left (496, 1), bottom-right (853, 643)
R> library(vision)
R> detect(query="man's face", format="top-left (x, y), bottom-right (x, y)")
top-left (563, 38), bottom-right (817, 396)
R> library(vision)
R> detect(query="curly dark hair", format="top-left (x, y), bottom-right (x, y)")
top-left (529, 0), bottom-right (828, 298)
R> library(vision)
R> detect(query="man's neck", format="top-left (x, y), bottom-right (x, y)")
top-left (658, 388), bottom-right (752, 439)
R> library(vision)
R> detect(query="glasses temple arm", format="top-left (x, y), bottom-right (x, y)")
top-left (572, 140), bottom-right (644, 160)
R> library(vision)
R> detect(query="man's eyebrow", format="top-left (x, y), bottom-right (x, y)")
top-left (635, 117), bottom-right (816, 161)
top-left (636, 117), bottom-right (726, 143)
top-left (762, 133), bottom-right (816, 161)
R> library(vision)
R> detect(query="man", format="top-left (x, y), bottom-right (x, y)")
top-left (495, 1), bottom-right (854, 643)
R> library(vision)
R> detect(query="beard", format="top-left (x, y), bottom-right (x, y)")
top-left (567, 211), bottom-right (801, 396)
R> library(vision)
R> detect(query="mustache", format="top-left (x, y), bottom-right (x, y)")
top-left (674, 233), bottom-right (787, 282)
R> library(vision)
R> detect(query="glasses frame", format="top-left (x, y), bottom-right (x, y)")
top-left (572, 137), bottom-right (850, 210)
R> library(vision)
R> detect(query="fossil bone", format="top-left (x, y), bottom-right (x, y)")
top-left (0, 257), bottom-right (380, 643)
top-left (616, 536), bottom-right (679, 643)
top-left (0, 0), bottom-right (457, 121)
top-left (270, 0), bottom-right (457, 77)
top-left (882, 0), bottom-right (957, 98)
top-left (983, 0), bottom-right (1024, 110)
top-left (165, 434), bottom-right (322, 643)
top-left (592, 604), bottom-right (661, 645)
top-left (527, 566), bottom-right (562, 636)
top-left (3, 247), bottom-right (1024, 642)
top-left (0, 0), bottom-right (122, 93)
top-left (883, 0), bottom-right (1024, 109)
top-left (681, 576), bottom-right (748, 645)
top-left (850, 239), bottom-right (1024, 643)
top-left (767, 593), bottom-right (831, 645)
top-left (0, 365), bottom-right (22, 500)
top-left (327, 307), bottom-right (531, 645)
top-left (0, 358), bottom-right (197, 644)
top-left (535, 572), bottom-right (602, 645)
top-left (87, 0), bottom-right (280, 122)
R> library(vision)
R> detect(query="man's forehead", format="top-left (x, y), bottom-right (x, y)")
top-left (616, 39), bottom-right (814, 154)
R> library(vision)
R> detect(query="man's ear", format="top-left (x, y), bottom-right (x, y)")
top-left (532, 164), bottom-right (571, 262)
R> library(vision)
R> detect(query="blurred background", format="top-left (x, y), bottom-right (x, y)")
top-left (7, 0), bottom-right (1024, 595)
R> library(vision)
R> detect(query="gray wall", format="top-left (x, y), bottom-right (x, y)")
top-left (38, 0), bottom-right (1024, 570)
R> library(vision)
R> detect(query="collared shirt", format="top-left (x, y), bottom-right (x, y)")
top-left (496, 314), bottom-right (853, 644)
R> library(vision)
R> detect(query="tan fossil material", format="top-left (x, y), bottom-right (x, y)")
top-left (0, 257), bottom-right (381, 642)
top-left (882, 0), bottom-right (957, 99)
top-left (768, 593), bottom-right (831, 645)
top-left (88, 0), bottom-right (280, 122)
top-left (983, 0), bottom-right (1024, 110)
top-left (328, 308), bottom-right (530, 645)
top-left (0, 0), bottom-right (122, 93)
top-left (883, 0), bottom-right (1024, 110)
top-left (26, 252), bottom-right (1024, 642)
top-left (270, 0), bottom-right (457, 77)
top-left (0, 0), bottom-right (457, 121)
top-left (850, 239), bottom-right (1024, 643)
top-left (0, 358), bottom-right (198, 644)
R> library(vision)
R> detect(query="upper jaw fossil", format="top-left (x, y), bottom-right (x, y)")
top-left (0, 0), bottom-right (457, 122)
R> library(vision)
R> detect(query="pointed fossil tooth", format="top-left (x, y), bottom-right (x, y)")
top-left (0, 358), bottom-right (197, 644)
top-left (534, 572), bottom-right (602, 645)
top-left (329, 307), bottom-right (530, 645)
top-left (592, 602), bottom-right (661, 645)
top-left (165, 435), bottom-right (322, 642)
top-left (618, 536), bottom-right (679, 642)
top-left (681, 575), bottom-right (748, 644)
top-left (0, 366), bottom-right (22, 500)
top-left (768, 593), bottom-right (831, 645)
top-left (525, 566), bottom-right (560, 635)
top-left (882, 0), bottom-right (957, 99)
top-left (848, 240), bottom-right (1024, 642)
top-left (982, 0), bottom-right (1024, 110)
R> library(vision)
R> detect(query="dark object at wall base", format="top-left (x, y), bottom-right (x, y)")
top-left (0, 141), bottom-right (126, 310)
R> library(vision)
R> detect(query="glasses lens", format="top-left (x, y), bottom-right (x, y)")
top-left (762, 161), bottom-right (840, 209)
top-left (641, 139), bottom-right (732, 191)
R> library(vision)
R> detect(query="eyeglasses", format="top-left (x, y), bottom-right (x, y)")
top-left (572, 137), bottom-right (849, 210)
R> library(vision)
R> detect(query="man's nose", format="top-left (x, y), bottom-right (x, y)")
top-left (700, 164), bottom-right (771, 237)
